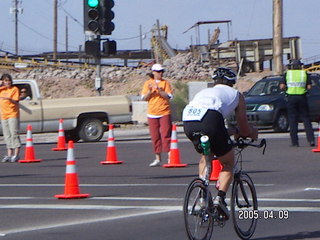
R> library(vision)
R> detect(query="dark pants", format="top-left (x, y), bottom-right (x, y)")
top-left (287, 95), bottom-right (314, 145)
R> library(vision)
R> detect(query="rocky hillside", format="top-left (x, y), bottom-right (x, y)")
top-left (2, 53), bottom-right (273, 99)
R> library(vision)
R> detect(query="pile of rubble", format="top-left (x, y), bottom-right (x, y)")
top-left (5, 52), bottom-right (266, 98)
top-left (10, 53), bottom-right (212, 83)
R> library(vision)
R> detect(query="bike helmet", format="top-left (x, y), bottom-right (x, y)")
top-left (212, 67), bottom-right (237, 85)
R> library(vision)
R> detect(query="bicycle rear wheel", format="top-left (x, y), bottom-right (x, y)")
top-left (183, 178), bottom-right (213, 240)
top-left (231, 172), bottom-right (258, 240)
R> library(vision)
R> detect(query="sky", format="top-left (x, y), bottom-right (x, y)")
top-left (1, 0), bottom-right (320, 63)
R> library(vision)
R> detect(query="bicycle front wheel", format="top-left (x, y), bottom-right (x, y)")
top-left (183, 178), bottom-right (213, 240)
top-left (231, 172), bottom-right (258, 240)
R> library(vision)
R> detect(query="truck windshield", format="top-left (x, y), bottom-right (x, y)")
top-left (247, 80), bottom-right (280, 96)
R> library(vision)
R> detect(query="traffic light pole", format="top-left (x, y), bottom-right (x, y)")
top-left (95, 35), bottom-right (102, 96)
top-left (84, 0), bottom-right (116, 95)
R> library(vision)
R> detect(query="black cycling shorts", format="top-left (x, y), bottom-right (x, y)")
top-left (183, 110), bottom-right (233, 157)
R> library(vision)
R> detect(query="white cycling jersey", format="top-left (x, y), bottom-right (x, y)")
top-left (182, 84), bottom-right (239, 121)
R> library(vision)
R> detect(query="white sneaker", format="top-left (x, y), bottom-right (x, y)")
top-left (1, 156), bottom-right (11, 163)
top-left (149, 159), bottom-right (161, 167)
top-left (10, 155), bottom-right (19, 163)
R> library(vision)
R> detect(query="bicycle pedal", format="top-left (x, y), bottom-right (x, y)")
top-left (219, 219), bottom-right (226, 228)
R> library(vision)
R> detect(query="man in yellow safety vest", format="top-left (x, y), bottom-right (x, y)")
top-left (280, 59), bottom-right (315, 147)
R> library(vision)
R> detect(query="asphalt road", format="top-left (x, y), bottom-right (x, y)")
top-left (0, 131), bottom-right (320, 240)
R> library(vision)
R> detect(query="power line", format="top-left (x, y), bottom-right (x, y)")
top-left (113, 31), bottom-right (151, 41)
top-left (18, 20), bottom-right (79, 50)
top-left (59, 5), bottom-right (83, 28)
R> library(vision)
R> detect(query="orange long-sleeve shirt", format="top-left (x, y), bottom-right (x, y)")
top-left (141, 78), bottom-right (172, 116)
top-left (0, 86), bottom-right (20, 120)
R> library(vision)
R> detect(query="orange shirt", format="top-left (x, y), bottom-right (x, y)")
top-left (0, 86), bottom-right (20, 120)
top-left (141, 78), bottom-right (172, 116)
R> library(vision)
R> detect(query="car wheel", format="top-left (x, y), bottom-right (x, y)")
top-left (78, 118), bottom-right (104, 142)
top-left (273, 112), bottom-right (289, 132)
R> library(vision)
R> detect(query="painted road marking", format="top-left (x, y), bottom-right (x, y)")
top-left (0, 196), bottom-right (319, 202)
top-left (0, 208), bottom-right (173, 237)
top-left (0, 183), bottom-right (275, 187)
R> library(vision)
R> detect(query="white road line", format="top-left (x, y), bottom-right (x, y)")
top-left (0, 204), bottom-right (319, 212)
top-left (0, 204), bottom-right (177, 210)
top-left (0, 183), bottom-right (274, 187)
top-left (305, 187), bottom-right (320, 191)
top-left (0, 196), bottom-right (319, 202)
top-left (258, 198), bottom-right (320, 202)
top-left (91, 196), bottom-right (182, 201)
top-left (0, 203), bottom-right (318, 236)
top-left (0, 208), bottom-right (174, 237)
top-left (0, 204), bottom-right (318, 213)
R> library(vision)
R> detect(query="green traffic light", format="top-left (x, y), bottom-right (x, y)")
top-left (87, 0), bottom-right (99, 8)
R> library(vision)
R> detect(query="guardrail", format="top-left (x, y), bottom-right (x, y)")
top-left (0, 56), bottom-right (95, 70)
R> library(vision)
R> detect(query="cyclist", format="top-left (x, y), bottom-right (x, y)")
top-left (182, 67), bottom-right (258, 218)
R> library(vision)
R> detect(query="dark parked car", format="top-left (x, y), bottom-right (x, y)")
top-left (229, 74), bottom-right (320, 132)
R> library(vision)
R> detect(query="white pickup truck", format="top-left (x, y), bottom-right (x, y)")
top-left (2, 79), bottom-right (132, 142)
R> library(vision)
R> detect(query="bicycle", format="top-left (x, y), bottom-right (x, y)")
top-left (183, 135), bottom-right (266, 240)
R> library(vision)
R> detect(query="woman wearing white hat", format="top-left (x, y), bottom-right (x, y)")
top-left (141, 63), bottom-right (173, 166)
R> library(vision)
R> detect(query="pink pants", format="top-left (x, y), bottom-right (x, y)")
top-left (148, 115), bottom-right (172, 154)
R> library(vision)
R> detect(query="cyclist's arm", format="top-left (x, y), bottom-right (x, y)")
top-left (227, 126), bottom-right (239, 136)
top-left (234, 94), bottom-right (258, 140)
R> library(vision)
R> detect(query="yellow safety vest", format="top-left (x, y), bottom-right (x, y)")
top-left (286, 70), bottom-right (307, 95)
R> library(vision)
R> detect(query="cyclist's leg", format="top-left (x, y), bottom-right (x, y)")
top-left (216, 149), bottom-right (234, 193)
top-left (199, 155), bottom-right (206, 179)
top-left (198, 153), bottom-right (215, 179)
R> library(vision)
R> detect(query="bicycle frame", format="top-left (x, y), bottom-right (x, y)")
top-left (183, 136), bottom-right (266, 240)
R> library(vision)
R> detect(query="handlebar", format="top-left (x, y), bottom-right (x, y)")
top-left (233, 138), bottom-right (267, 155)
top-left (200, 135), bottom-right (267, 156)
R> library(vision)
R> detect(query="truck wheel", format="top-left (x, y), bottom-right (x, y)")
top-left (65, 130), bottom-right (80, 143)
top-left (78, 118), bottom-right (104, 142)
top-left (273, 112), bottom-right (289, 132)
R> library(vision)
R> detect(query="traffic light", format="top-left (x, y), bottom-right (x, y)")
top-left (103, 40), bottom-right (117, 55)
top-left (85, 40), bottom-right (100, 57)
top-left (100, 0), bottom-right (115, 35)
top-left (84, 0), bottom-right (115, 35)
top-left (84, 0), bottom-right (100, 33)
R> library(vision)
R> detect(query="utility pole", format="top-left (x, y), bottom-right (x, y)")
top-left (139, 25), bottom-right (143, 50)
top-left (14, 0), bottom-right (18, 55)
top-left (10, 0), bottom-right (22, 55)
top-left (53, 0), bottom-right (58, 60)
top-left (273, 0), bottom-right (283, 74)
top-left (65, 16), bottom-right (68, 62)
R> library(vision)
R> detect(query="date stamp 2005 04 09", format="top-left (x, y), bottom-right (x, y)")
top-left (238, 210), bottom-right (289, 220)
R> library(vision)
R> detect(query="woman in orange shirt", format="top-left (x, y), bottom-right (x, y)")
top-left (141, 64), bottom-right (173, 167)
top-left (0, 74), bottom-right (21, 163)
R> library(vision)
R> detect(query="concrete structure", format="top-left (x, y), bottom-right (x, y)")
top-left (188, 81), bottom-right (213, 101)
top-left (209, 36), bottom-right (301, 72)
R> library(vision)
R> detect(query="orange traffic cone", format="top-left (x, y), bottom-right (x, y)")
top-left (209, 157), bottom-right (222, 181)
top-left (19, 125), bottom-right (42, 163)
top-left (55, 141), bottom-right (90, 199)
top-left (52, 119), bottom-right (67, 151)
top-left (100, 124), bottom-right (123, 164)
top-left (163, 124), bottom-right (188, 168)
top-left (312, 122), bottom-right (320, 152)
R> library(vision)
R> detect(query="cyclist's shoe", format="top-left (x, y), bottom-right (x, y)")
top-left (149, 159), bottom-right (161, 167)
top-left (213, 196), bottom-right (230, 220)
